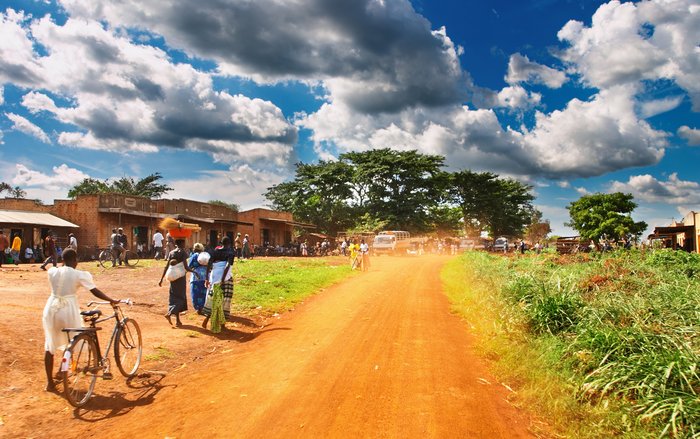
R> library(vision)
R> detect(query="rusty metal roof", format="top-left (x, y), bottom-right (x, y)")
top-left (0, 210), bottom-right (79, 228)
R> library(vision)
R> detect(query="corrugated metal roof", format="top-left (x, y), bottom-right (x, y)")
top-left (0, 210), bottom-right (79, 228)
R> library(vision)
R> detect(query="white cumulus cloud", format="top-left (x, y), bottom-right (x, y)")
top-left (609, 173), bottom-right (700, 204)
top-left (505, 53), bottom-right (567, 88)
top-left (5, 112), bottom-right (51, 143)
top-left (11, 163), bottom-right (89, 191)
top-left (678, 126), bottom-right (700, 146)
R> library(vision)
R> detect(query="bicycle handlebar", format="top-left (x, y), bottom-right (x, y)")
top-left (86, 298), bottom-right (133, 307)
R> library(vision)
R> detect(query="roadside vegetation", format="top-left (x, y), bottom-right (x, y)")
top-left (443, 249), bottom-right (699, 438)
top-left (231, 258), bottom-right (355, 314)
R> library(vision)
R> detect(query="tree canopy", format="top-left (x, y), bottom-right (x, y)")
top-left (68, 173), bottom-right (172, 199)
top-left (208, 200), bottom-right (240, 212)
top-left (0, 181), bottom-right (27, 198)
top-left (449, 170), bottom-right (535, 239)
top-left (266, 149), bottom-right (538, 237)
top-left (566, 192), bottom-right (647, 242)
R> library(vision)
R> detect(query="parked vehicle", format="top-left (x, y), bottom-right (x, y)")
top-left (492, 237), bottom-right (509, 252)
top-left (373, 231), bottom-right (411, 256)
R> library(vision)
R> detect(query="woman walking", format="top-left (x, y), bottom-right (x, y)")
top-left (188, 243), bottom-right (209, 314)
top-left (201, 236), bottom-right (235, 333)
top-left (159, 238), bottom-right (198, 327)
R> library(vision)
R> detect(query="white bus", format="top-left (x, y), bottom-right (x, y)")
top-left (373, 230), bottom-right (411, 256)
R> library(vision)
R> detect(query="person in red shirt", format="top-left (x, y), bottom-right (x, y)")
top-left (40, 230), bottom-right (58, 271)
top-left (0, 230), bottom-right (9, 268)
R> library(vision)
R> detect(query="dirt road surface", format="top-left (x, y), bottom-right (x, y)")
top-left (1, 255), bottom-right (535, 438)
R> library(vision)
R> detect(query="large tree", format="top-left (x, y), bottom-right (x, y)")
top-left (566, 192), bottom-right (647, 243)
top-left (449, 171), bottom-right (535, 239)
top-left (265, 160), bottom-right (356, 235)
top-left (525, 210), bottom-right (552, 244)
top-left (68, 173), bottom-right (172, 199)
top-left (342, 149), bottom-right (446, 233)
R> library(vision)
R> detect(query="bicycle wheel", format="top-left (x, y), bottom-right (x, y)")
top-left (114, 318), bottom-right (142, 377)
top-left (124, 250), bottom-right (140, 267)
top-left (62, 333), bottom-right (98, 407)
top-left (98, 249), bottom-right (112, 269)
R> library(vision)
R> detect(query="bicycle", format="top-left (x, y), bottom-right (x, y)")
top-left (98, 247), bottom-right (140, 268)
top-left (60, 299), bottom-right (143, 407)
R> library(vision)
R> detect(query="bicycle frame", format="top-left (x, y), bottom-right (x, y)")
top-left (68, 300), bottom-right (131, 374)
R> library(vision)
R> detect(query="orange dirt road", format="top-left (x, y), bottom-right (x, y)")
top-left (1, 255), bottom-right (536, 438)
top-left (59, 255), bottom-right (534, 438)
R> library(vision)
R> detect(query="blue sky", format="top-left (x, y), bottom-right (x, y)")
top-left (1, 0), bottom-right (699, 236)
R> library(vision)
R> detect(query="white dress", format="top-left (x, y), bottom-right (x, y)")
top-left (42, 266), bottom-right (96, 354)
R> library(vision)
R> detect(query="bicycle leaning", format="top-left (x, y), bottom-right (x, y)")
top-left (97, 247), bottom-right (140, 268)
top-left (60, 299), bottom-right (143, 407)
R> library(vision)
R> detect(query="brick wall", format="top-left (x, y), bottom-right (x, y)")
top-left (0, 198), bottom-right (51, 212)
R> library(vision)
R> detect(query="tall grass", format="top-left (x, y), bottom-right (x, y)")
top-left (443, 249), bottom-right (700, 438)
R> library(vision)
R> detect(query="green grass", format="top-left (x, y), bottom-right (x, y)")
top-left (232, 257), bottom-right (356, 314)
top-left (145, 345), bottom-right (175, 361)
top-left (442, 250), bottom-right (700, 438)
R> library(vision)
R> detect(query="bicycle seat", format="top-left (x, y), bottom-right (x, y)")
top-left (81, 309), bottom-right (102, 318)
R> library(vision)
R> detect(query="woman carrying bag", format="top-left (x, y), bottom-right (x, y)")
top-left (159, 238), bottom-right (199, 327)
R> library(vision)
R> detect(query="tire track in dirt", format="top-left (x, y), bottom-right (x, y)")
top-left (65, 255), bottom-right (534, 438)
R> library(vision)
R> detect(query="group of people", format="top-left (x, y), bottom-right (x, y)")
top-left (158, 236), bottom-right (235, 333)
top-left (346, 239), bottom-right (370, 271)
top-left (0, 229), bottom-right (78, 268)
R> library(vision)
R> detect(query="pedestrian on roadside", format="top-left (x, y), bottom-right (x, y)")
top-left (188, 242), bottom-right (209, 313)
top-left (159, 238), bottom-right (198, 327)
top-left (10, 231), bottom-right (21, 265)
top-left (360, 239), bottom-right (370, 272)
top-left (117, 228), bottom-right (129, 265)
top-left (242, 234), bottom-right (251, 259)
top-left (234, 232), bottom-right (242, 258)
top-left (40, 231), bottom-right (58, 270)
top-left (42, 248), bottom-right (118, 392)
top-left (152, 229), bottom-right (164, 260)
top-left (165, 231), bottom-right (175, 256)
top-left (201, 236), bottom-right (235, 333)
top-left (68, 233), bottom-right (78, 251)
top-left (0, 230), bottom-right (9, 267)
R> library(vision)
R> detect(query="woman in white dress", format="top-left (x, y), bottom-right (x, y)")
top-left (42, 248), bottom-right (117, 392)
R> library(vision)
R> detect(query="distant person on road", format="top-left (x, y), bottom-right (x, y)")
top-left (201, 236), bottom-right (235, 333)
top-left (165, 231), bottom-right (175, 256)
top-left (40, 231), bottom-right (58, 270)
top-left (360, 239), bottom-right (370, 272)
top-left (242, 234), bottom-right (251, 259)
top-left (153, 229), bottom-right (164, 260)
top-left (340, 239), bottom-right (347, 256)
top-left (10, 231), bottom-right (22, 265)
top-left (42, 248), bottom-right (118, 392)
top-left (349, 239), bottom-right (360, 270)
top-left (109, 228), bottom-right (124, 267)
top-left (117, 228), bottom-right (129, 265)
top-left (159, 238), bottom-right (198, 327)
top-left (67, 233), bottom-right (78, 252)
top-left (0, 230), bottom-right (9, 267)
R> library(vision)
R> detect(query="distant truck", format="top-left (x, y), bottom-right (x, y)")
top-left (373, 231), bottom-right (411, 256)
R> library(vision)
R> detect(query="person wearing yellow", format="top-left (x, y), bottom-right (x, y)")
top-left (349, 239), bottom-right (360, 270)
top-left (11, 232), bottom-right (22, 265)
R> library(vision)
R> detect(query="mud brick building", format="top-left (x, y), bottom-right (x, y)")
top-left (650, 211), bottom-right (700, 253)
top-left (0, 195), bottom-right (256, 260)
top-left (0, 201), bottom-right (79, 262)
top-left (237, 208), bottom-right (315, 247)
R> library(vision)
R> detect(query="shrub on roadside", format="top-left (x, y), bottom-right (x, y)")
top-left (447, 249), bottom-right (700, 438)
